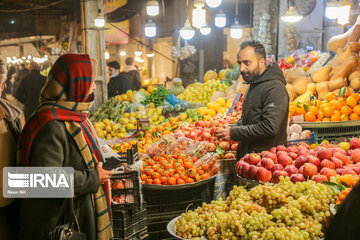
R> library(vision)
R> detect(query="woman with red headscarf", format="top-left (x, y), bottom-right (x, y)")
top-left (18, 53), bottom-right (114, 240)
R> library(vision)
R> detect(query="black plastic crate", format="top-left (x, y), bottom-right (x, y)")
top-left (106, 144), bottom-right (140, 166)
top-left (113, 205), bottom-right (147, 230)
top-left (113, 224), bottom-right (148, 240)
top-left (147, 210), bottom-right (183, 240)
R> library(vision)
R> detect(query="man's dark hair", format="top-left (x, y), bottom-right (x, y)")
top-left (239, 40), bottom-right (266, 60)
top-left (125, 57), bottom-right (133, 66)
top-left (107, 61), bottom-right (120, 70)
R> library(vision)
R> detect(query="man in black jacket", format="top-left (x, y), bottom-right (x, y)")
top-left (107, 61), bottom-right (132, 98)
top-left (122, 57), bottom-right (142, 91)
top-left (14, 62), bottom-right (46, 120)
top-left (216, 41), bottom-right (289, 160)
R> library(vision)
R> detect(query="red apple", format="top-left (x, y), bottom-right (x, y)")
top-left (333, 152), bottom-right (350, 165)
top-left (260, 151), bottom-right (270, 158)
top-left (298, 142), bottom-right (310, 150)
top-left (342, 169), bottom-right (357, 176)
top-left (260, 158), bottom-right (274, 170)
top-left (241, 163), bottom-right (250, 178)
top-left (294, 156), bottom-right (307, 168)
top-left (320, 168), bottom-right (337, 180)
top-left (336, 168), bottom-right (345, 175)
top-left (270, 147), bottom-right (277, 154)
top-left (256, 162), bottom-right (262, 167)
top-left (277, 151), bottom-right (288, 158)
top-left (244, 153), bottom-right (250, 163)
top-left (317, 148), bottom-right (332, 160)
top-left (303, 163), bottom-right (318, 178)
top-left (205, 143), bottom-right (216, 152)
top-left (256, 167), bottom-right (272, 183)
top-left (298, 150), bottom-right (309, 157)
top-left (351, 148), bottom-right (360, 163)
top-left (219, 142), bottom-right (230, 151)
top-left (331, 147), bottom-right (346, 155)
top-left (231, 143), bottom-right (238, 151)
top-left (350, 137), bottom-right (360, 149)
top-left (284, 165), bottom-right (299, 176)
top-left (272, 170), bottom-right (289, 184)
top-left (306, 155), bottom-right (321, 167)
top-left (236, 161), bottom-right (245, 175)
top-left (311, 174), bottom-right (328, 183)
top-left (278, 155), bottom-right (293, 167)
top-left (286, 145), bottom-right (298, 153)
top-left (347, 149), bottom-right (353, 157)
top-left (263, 152), bottom-right (277, 163)
top-left (248, 165), bottom-right (258, 179)
top-left (249, 153), bottom-right (261, 165)
top-left (271, 164), bottom-right (284, 173)
top-left (330, 157), bottom-right (343, 169)
top-left (277, 145), bottom-right (287, 152)
top-left (289, 152), bottom-right (298, 160)
top-left (353, 166), bottom-right (360, 174)
top-left (320, 159), bottom-right (336, 170)
top-left (299, 166), bottom-right (304, 174)
top-left (290, 174), bottom-right (306, 183)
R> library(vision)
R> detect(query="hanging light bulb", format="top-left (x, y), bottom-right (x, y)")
top-left (146, 52), bottom-right (154, 58)
top-left (180, 18), bottom-right (195, 40)
top-left (281, 1), bottom-right (303, 23)
top-left (200, 24), bottom-right (212, 35)
top-left (215, 11), bottom-right (226, 27)
top-left (326, 0), bottom-right (339, 19)
top-left (105, 51), bottom-right (110, 60)
top-left (146, 0), bottom-right (159, 16)
top-left (205, 0), bottom-right (222, 8)
top-left (94, 9), bottom-right (105, 28)
top-left (145, 20), bottom-right (157, 37)
top-left (230, 20), bottom-right (243, 39)
top-left (192, 0), bottom-right (206, 29)
top-left (120, 51), bottom-right (126, 56)
top-left (135, 45), bottom-right (142, 56)
top-left (337, 0), bottom-right (351, 25)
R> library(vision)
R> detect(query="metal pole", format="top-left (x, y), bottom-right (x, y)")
top-left (275, 0), bottom-right (280, 61)
top-left (199, 36), bottom-right (204, 82)
top-left (80, 0), bottom-right (86, 54)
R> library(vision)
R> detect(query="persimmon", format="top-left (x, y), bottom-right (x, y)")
top-left (177, 179), bottom-right (185, 184)
top-left (167, 177), bottom-right (176, 185)
top-left (309, 106), bottom-right (319, 115)
top-left (184, 161), bottom-right (193, 168)
top-left (172, 174), bottom-right (180, 180)
top-left (140, 174), bottom-right (147, 180)
top-left (326, 92), bottom-right (337, 102)
top-left (159, 176), bottom-right (167, 183)
top-left (146, 179), bottom-right (153, 184)
top-left (185, 178), bottom-right (194, 183)
top-left (153, 179), bottom-right (161, 185)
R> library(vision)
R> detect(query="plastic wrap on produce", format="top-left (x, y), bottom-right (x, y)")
top-left (307, 52), bottom-right (333, 74)
top-left (193, 152), bottom-right (217, 169)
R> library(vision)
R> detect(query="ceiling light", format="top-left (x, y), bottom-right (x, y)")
top-left (146, 52), bottom-right (154, 57)
top-left (337, 0), bottom-right (351, 25)
top-left (230, 20), bottom-right (243, 39)
top-left (281, 6), bottom-right (303, 23)
top-left (215, 11), bottom-right (226, 27)
top-left (200, 24), bottom-right (212, 35)
top-left (192, 1), bottom-right (206, 29)
top-left (135, 45), bottom-right (142, 56)
top-left (144, 20), bottom-right (157, 37)
top-left (205, 0), bottom-right (222, 8)
top-left (180, 18), bottom-right (195, 40)
top-left (94, 9), bottom-right (105, 28)
top-left (326, 0), bottom-right (338, 19)
top-left (146, 0), bottom-right (159, 16)
top-left (105, 51), bottom-right (109, 60)
top-left (120, 51), bottom-right (126, 56)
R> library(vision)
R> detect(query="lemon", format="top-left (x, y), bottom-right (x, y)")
top-left (216, 97), bottom-right (226, 107)
top-left (105, 125), bottom-right (112, 132)
top-left (137, 105), bottom-right (145, 111)
top-left (204, 115), bottom-right (211, 121)
top-left (159, 116), bottom-right (165, 121)
top-left (123, 113), bottom-right (130, 118)
top-left (218, 107), bottom-right (227, 114)
top-left (103, 119), bottom-right (110, 125)
top-left (94, 122), bottom-right (101, 128)
top-left (127, 123), bottom-right (135, 129)
top-left (111, 132), bottom-right (116, 137)
top-left (322, 140), bottom-right (330, 144)
top-left (130, 112), bottom-right (136, 118)
top-left (339, 142), bottom-right (350, 151)
top-left (129, 118), bottom-right (137, 125)
top-left (120, 127), bottom-right (127, 133)
top-left (119, 133), bottom-right (127, 138)
top-left (117, 133), bottom-right (123, 138)
top-left (102, 130), bottom-right (107, 136)
top-left (147, 85), bottom-right (155, 93)
top-left (148, 103), bottom-right (155, 108)
top-left (126, 90), bottom-right (133, 99)
top-left (112, 125), bottom-right (118, 131)
top-left (207, 109), bottom-right (216, 117)
top-left (198, 107), bottom-right (207, 116)
top-left (106, 134), bottom-right (112, 140)
top-left (156, 107), bottom-right (163, 114)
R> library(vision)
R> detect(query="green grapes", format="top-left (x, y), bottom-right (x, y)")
top-left (174, 177), bottom-right (337, 239)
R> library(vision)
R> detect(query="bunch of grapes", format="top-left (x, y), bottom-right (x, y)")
top-left (175, 176), bottom-right (337, 239)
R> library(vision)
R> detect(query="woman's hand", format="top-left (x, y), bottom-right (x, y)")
top-left (96, 162), bottom-right (114, 184)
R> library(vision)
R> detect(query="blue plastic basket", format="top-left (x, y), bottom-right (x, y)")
top-left (287, 133), bottom-right (316, 146)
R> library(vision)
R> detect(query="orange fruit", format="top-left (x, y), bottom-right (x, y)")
top-left (341, 114), bottom-right (349, 121)
top-left (317, 110), bottom-right (324, 120)
top-left (329, 99), bottom-right (338, 106)
top-left (309, 106), bottom-right (319, 115)
top-left (350, 113), bottom-right (359, 120)
top-left (305, 112), bottom-right (316, 122)
top-left (326, 92), bottom-right (337, 102)
top-left (346, 96), bottom-right (358, 108)
top-left (320, 103), bottom-right (331, 110)
top-left (341, 105), bottom-right (352, 115)
top-left (350, 93), bottom-right (360, 101)
top-left (322, 118), bottom-right (330, 122)
top-left (289, 105), bottom-right (296, 115)
top-left (333, 98), bottom-right (346, 110)
top-left (353, 105), bottom-right (360, 115)
top-left (323, 107), bottom-right (335, 118)
top-left (295, 106), bottom-right (306, 115)
top-left (331, 114), bottom-right (341, 121)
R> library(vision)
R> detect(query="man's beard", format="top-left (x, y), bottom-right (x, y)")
top-left (241, 63), bottom-right (261, 83)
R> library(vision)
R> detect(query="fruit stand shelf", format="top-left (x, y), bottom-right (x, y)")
top-left (297, 120), bottom-right (360, 128)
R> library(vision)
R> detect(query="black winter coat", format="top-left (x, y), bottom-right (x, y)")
top-left (230, 63), bottom-right (289, 160)
top-left (122, 70), bottom-right (142, 91)
top-left (107, 73), bottom-right (132, 98)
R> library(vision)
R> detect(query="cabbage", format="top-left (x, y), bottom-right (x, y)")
top-left (131, 91), bottom-right (147, 104)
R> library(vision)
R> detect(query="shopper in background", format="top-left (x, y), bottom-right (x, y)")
top-left (18, 53), bottom-right (114, 240)
top-left (16, 63), bottom-right (29, 85)
top-left (122, 57), bottom-right (142, 91)
top-left (2, 66), bottom-right (17, 98)
top-left (0, 56), bottom-right (22, 240)
top-left (215, 40), bottom-right (289, 160)
top-left (14, 62), bottom-right (46, 120)
top-left (107, 60), bottom-right (132, 98)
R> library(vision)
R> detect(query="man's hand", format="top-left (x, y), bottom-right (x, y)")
top-left (97, 162), bottom-right (114, 184)
top-left (215, 126), bottom-right (231, 141)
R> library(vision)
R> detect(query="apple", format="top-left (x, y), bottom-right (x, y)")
top-left (206, 143), bottom-right (216, 152)
top-left (350, 137), bottom-right (360, 149)
top-left (112, 181), bottom-right (125, 189)
top-left (311, 174), bottom-right (328, 183)
top-left (303, 163), bottom-right (318, 178)
top-left (290, 174), bottom-right (305, 183)
top-left (261, 158), bottom-right (274, 170)
top-left (249, 153), bottom-right (261, 165)
top-left (272, 170), bottom-right (289, 184)
top-left (248, 165), bottom-right (258, 179)
top-left (244, 153), bottom-right (250, 163)
top-left (317, 148), bottom-right (332, 160)
top-left (306, 155), bottom-right (321, 167)
top-left (231, 143), bottom-right (238, 151)
top-left (353, 166), bottom-right (360, 174)
top-left (203, 132), bottom-right (212, 140)
top-left (271, 164), bottom-right (284, 173)
top-left (260, 151), bottom-right (270, 158)
top-left (331, 147), bottom-right (346, 155)
top-left (347, 149), bottom-right (353, 157)
top-left (336, 168), bottom-right (345, 175)
top-left (299, 166), bottom-right (304, 174)
top-left (284, 165), bottom-right (299, 176)
top-left (219, 142), bottom-right (230, 151)
top-left (256, 167), bottom-right (272, 183)
top-left (236, 161), bottom-right (245, 174)
top-left (309, 150), bottom-right (316, 156)
top-left (320, 168), bottom-right (337, 180)
top-left (277, 151), bottom-right (289, 158)
top-left (351, 148), bottom-right (360, 163)
top-left (330, 157), bottom-right (343, 169)
top-left (289, 152), bottom-right (298, 160)
top-left (257, 162), bottom-right (262, 167)
top-left (333, 152), bottom-right (350, 165)
top-left (278, 155), bottom-right (293, 167)
top-left (241, 163), bottom-right (250, 178)
top-left (263, 152), bottom-right (277, 163)
top-left (286, 145), bottom-right (298, 153)
top-left (277, 145), bottom-right (287, 152)
top-left (270, 147), bottom-right (277, 154)
top-left (320, 159), bottom-right (335, 170)
top-left (224, 152), bottom-right (236, 159)
top-left (342, 169), bottom-right (357, 176)
top-left (298, 142), bottom-right (310, 150)
top-left (294, 156), bottom-right (307, 168)
top-left (298, 150), bottom-right (309, 157)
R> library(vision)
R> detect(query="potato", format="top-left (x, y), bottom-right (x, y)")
top-left (350, 78), bottom-right (360, 90)
top-left (294, 76), bottom-right (308, 95)
top-left (328, 78), bottom-right (345, 91)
